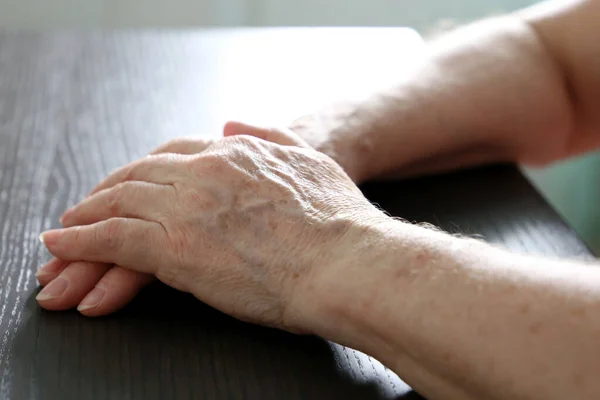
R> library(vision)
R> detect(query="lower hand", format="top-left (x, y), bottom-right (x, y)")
top-left (36, 137), bottom-right (214, 315)
top-left (38, 128), bottom-right (386, 329)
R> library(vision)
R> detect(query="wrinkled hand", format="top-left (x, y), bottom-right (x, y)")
top-left (36, 123), bottom-right (309, 316)
top-left (39, 127), bottom-right (385, 329)
top-left (36, 123), bottom-right (324, 316)
top-left (36, 137), bottom-right (214, 316)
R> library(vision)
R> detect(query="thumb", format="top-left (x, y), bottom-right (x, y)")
top-left (223, 121), bottom-right (310, 148)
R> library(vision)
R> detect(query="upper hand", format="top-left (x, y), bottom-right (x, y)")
top-left (40, 128), bottom-right (386, 330)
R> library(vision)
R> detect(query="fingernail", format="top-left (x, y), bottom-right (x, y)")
top-left (36, 258), bottom-right (63, 277)
top-left (39, 229), bottom-right (63, 247)
top-left (36, 278), bottom-right (68, 301)
top-left (77, 287), bottom-right (106, 311)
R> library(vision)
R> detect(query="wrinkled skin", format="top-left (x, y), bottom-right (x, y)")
top-left (36, 136), bottom-right (217, 316)
top-left (38, 125), bottom-right (385, 330)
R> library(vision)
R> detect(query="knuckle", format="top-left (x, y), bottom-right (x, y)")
top-left (150, 143), bottom-right (167, 154)
top-left (188, 156), bottom-right (208, 175)
top-left (229, 134), bottom-right (260, 149)
top-left (99, 219), bottom-right (124, 250)
top-left (72, 225), bottom-right (82, 244)
top-left (203, 152), bottom-right (226, 165)
top-left (233, 134), bottom-right (254, 144)
top-left (160, 138), bottom-right (182, 152)
top-left (121, 164), bottom-right (137, 182)
top-left (160, 138), bottom-right (192, 154)
top-left (105, 183), bottom-right (126, 215)
top-left (151, 138), bottom-right (180, 154)
top-left (191, 138), bottom-right (265, 178)
top-left (161, 152), bottom-right (186, 165)
top-left (191, 153), bottom-right (228, 175)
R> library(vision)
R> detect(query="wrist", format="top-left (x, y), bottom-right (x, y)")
top-left (289, 216), bottom-right (410, 346)
top-left (288, 216), bottom-right (471, 366)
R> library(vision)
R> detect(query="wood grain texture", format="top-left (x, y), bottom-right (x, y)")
top-left (0, 30), bottom-right (594, 400)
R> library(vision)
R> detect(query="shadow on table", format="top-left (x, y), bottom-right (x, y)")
top-left (10, 284), bottom-right (423, 400)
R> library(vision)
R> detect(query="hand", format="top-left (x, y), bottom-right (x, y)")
top-left (35, 124), bottom-right (317, 317)
top-left (39, 128), bottom-right (386, 330)
top-left (224, 103), bottom-right (372, 183)
top-left (36, 137), bottom-right (215, 316)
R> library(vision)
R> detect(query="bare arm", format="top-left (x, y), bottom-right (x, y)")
top-left (37, 2), bottom-right (600, 397)
top-left (285, 5), bottom-right (600, 396)
top-left (296, 221), bottom-right (600, 399)
top-left (282, 0), bottom-right (600, 182)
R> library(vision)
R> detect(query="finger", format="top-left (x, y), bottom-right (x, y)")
top-left (37, 258), bottom-right (154, 316)
top-left (40, 218), bottom-right (165, 274)
top-left (36, 261), bottom-right (112, 310)
top-left (62, 181), bottom-right (173, 228)
top-left (223, 121), bottom-right (310, 148)
top-left (87, 153), bottom-right (186, 197)
top-left (77, 267), bottom-right (154, 316)
top-left (36, 257), bottom-right (69, 286)
top-left (150, 137), bottom-right (212, 155)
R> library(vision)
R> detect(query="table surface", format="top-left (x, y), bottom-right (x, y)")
top-left (0, 29), bottom-right (595, 400)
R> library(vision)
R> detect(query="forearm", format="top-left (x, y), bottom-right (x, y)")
top-left (292, 7), bottom-right (575, 182)
top-left (297, 220), bottom-right (600, 399)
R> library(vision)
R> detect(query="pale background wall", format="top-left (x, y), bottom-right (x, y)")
top-left (0, 0), bottom-right (534, 28)
top-left (1, 0), bottom-right (598, 252)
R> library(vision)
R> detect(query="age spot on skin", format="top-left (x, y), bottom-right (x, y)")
top-left (519, 303), bottom-right (530, 315)
top-left (529, 322), bottom-right (543, 335)
top-left (355, 133), bottom-right (374, 156)
top-left (216, 212), bottom-right (230, 230)
top-left (415, 250), bottom-right (430, 263)
top-left (571, 372), bottom-right (584, 387)
top-left (268, 220), bottom-right (278, 231)
top-left (504, 285), bottom-right (517, 295)
top-left (358, 295), bottom-right (374, 313)
top-left (327, 218), bottom-right (352, 237)
top-left (394, 266), bottom-right (412, 279)
top-left (571, 307), bottom-right (587, 318)
top-left (442, 351), bottom-right (452, 363)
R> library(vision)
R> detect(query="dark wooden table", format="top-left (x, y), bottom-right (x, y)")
top-left (0, 29), bottom-right (595, 400)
